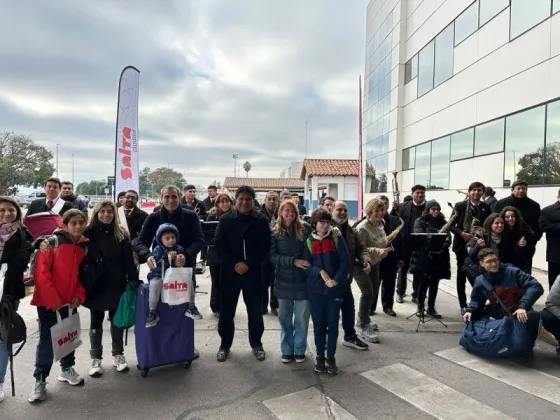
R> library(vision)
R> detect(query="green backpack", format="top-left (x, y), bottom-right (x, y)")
top-left (113, 283), bottom-right (137, 332)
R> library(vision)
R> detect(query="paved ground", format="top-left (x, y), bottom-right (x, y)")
top-left (3, 261), bottom-right (560, 420)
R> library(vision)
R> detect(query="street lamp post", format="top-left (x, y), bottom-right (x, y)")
top-left (232, 154), bottom-right (239, 177)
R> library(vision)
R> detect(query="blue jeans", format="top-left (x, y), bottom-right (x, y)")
top-left (277, 299), bottom-right (311, 356)
top-left (308, 293), bottom-right (342, 358)
top-left (34, 306), bottom-right (77, 380)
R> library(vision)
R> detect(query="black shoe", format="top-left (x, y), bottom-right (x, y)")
top-left (427, 308), bottom-right (442, 319)
top-left (383, 308), bottom-right (397, 317)
top-left (326, 357), bottom-right (339, 375)
top-left (314, 357), bottom-right (326, 373)
top-left (281, 355), bottom-right (294, 363)
top-left (368, 309), bottom-right (376, 316)
top-left (217, 347), bottom-right (230, 362)
top-left (262, 309), bottom-right (269, 315)
top-left (396, 295), bottom-right (404, 304)
top-left (555, 345), bottom-right (560, 355)
top-left (271, 308), bottom-right (279, 317)
top-left (412, 297), bottom-right (418, 304)
top-left (294, 354), bottom-right (306, 363)
top-left (253, 346), bottom-right (266, 361)
top-left (416, 307), bottom-right (425, 317)
top-left (343, 335), bottom-right (368, 350)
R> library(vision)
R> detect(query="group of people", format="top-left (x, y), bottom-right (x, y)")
top-left (2, 175), bottom-right (560, 405)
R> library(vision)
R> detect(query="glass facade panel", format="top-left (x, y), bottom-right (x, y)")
top-left (555, 0), bottom-right (560, 14)
top-left (479, 0), bottom-right (509, 27)
top-left (546, 100), bottom-right (560, 184)
top-left (418, 40), bottom-right (435, 96)
top-left (403, 147), bottom-right (415, 170)
top-left (434, 23), bottom-right (454, 87)
top-left (405, 55), bottom-right (418, 84)
top-left (510, 0), bottom-right (551, 39)
top-left (474, 118), bottom-right (504, 156)
top-left (414, 142), bottom-right (431, 187)
top-left (430, 136), bottom-right (451, 189)
top-left (450, 128), bottom-right (474, 161)
top-left (455, 1), bottom-right (479, 45)
top-left (504, 106), bottom-right (546, 186)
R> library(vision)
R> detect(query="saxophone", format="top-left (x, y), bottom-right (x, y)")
top-left (439, 202), bottom-right (458, 233)
top-left (386, 217), bottom-right (405, 243)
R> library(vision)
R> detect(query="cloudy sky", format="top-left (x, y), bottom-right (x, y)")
top-left (0, 0), bottom-right (368, 189)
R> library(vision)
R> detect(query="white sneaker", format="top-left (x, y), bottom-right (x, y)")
top-left (89, 359), bottom-right (103, 377)
top-left (57, 367), bottom-right (84, 386)
top-left (112, 354), bottom-right (129, 372)
top-left (0, 383), bottom-right (4, 403)
top-left (360, 325), bottom-right (380, 343)
top-left (370, 321), bottom-right (379, 331)
top-left (28, 379), bottom-right (47, 403)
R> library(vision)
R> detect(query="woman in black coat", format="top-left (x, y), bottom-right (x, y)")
top-left (0, 197), bottom-right (33, 400)
top-left (205, 193), bottom-right (233, 316)
top-left (409, 200), bottom-right (451, 318)
top-left (500, 206), bottom-right (533, 273)
top-left (84, 200), bottom-right (138, 378)
top-left (269, 200), bottom-right (312, 363)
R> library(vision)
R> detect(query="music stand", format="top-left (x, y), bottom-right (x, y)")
top-left (405, 233), bottom-right (449, 332)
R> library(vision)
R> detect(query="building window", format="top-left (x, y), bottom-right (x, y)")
top-left (430, 136), bottom-right (451, 189)
top-left (434, 23), bottom-right (454, 87)
top-left (479, 0), bottom-right (509, 27)
top-left (510, 0), bottom-right (551, 40)
top-left (474, 118), bottom-right (504, 156)
top-left (418, 41), bottom-right (435, 97)
top-left (554, 0), bottom-right (560, 14)
top-left (504, 106), bottom-right (546, 186)
top-left (414, 142), bottom-right (431, 187)
top-left (403, 147), bottom-right (415, 170)
top-left (455, 1), bottom-right (479, 45)
top-left (545, 101), bottom-right (560, 184)
top-left (405, 55), bottom-right (418, 84)
top-left (450, 128), bottom-right (474, 161)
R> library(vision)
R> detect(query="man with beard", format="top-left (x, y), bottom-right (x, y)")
top-left (332, 201), bottom-right (370, 350)
top-left (495, 181), bottom-right (542, 273)
top-left (121, 190), bottom-right (148, 242)
top-left (214, 186), bottom-right (271, 362)
top-left (203, 185), bottom-right (218, 211)
top-left (60, 182), bottom-right (88, 217)
top-left (260, 191), bottom-right (279, 315)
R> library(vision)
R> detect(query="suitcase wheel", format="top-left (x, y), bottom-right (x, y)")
top-left (140, 368), bottom-right (150, 378)
top-left (184, 361), bottom-right (192, 369)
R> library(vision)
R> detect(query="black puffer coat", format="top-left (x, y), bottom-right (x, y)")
top-left (269, 222), bottom-right (312, 301)
top-left (409, 203), bottom-right (451, 280)
top-left (1, 227), bottom-right (33, 302)
top-left (83, 224), bottom-right (139, 311)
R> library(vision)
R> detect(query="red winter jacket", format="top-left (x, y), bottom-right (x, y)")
top-left (31, 230), bottom-right (88, 309)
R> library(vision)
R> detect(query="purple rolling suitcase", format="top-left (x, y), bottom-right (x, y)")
top-left (135, 283), bottom-right (195, 377)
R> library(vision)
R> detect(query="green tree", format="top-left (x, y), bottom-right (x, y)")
top-left (0, 132), bottom-right (56, 195)
top-left (147, 167), bottom-right (186, 196)
top-left (243, 161), bottom-right (252, 178)
top-left (517, 144), bottom-right (560, 185)
top-left (139, 167), bottom-right (151, 196)
top-left (370, 173), bottom-right (387, 193)
top-left (76, 179), bottom-right (105, 195)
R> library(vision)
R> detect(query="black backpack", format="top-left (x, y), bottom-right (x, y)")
top-left (0, 297), bottom-right (27, 396)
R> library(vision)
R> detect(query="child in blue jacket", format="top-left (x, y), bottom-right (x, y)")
top-left (146, 223), bottom-right (193, 327)
top-left (303, 208), bottom-right (350, 375)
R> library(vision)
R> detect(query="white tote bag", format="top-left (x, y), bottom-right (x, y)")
top-left (161, 265), bottom-right (193, 306)
top-left (50, 308), bottom-right (82, 361)
top-left (0, 264), bottom-right (7, 303)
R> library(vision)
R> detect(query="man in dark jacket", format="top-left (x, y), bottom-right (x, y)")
top-left (182, 184), bottom-right (207, 218)
top-left (136, 186), bottom-right (204, 319)
top-left (214, 185), bottom-right (271, 363)
top-left (449, 182), bottom-right (492, 312)
top-left (484, 186), bottom-right (498, 212)
top-left (260, 191), bottom-right (279, 315)
top-left (539, 190), bottom-right (560, 289)
top-left (121, 190), bottom-right (148, 242)
top-left (333, 200), bottom-right (370, 351)
top-left (396, 185), bottom-right (426, 303)
top-left (495, 181), bottom-right (542, 273)
top-left (203, 185), bottom-right (218, 211)
top-left (379, 195), bottom-right (404, 317)
top-left (60, 181), bottom-right (88, 217)
top-left (26, 177), bottom-right (73, 216)
top-left (464, 248), bottom-right (543, 356)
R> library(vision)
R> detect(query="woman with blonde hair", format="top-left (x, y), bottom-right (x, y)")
top-left (84, 200), bottom-right (139, 377)
top-left (270, 200), bottom-right (312, 363)
top-left (354, 198), bottom-right (392, 344)
top-left (206, 193), bottom-right (234, 316)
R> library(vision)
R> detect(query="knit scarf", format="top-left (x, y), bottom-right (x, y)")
top-left (0, 221), bottom-right (20, 262)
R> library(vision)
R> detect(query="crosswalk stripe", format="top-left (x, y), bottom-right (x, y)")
top-left (436, 346), bottom-right (560, 406)
top-left (361, 363), bottom-right (516, 420)
top-left (262, 387), bottom-right (358, 420)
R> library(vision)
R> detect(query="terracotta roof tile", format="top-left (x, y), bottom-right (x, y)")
top-left (300, 159), bottom-right (375, 178)
top-left (223, 177), bottom-right (305, 191)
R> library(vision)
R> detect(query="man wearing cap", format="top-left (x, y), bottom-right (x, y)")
top-left (495, 180), bottom-right (542, 273)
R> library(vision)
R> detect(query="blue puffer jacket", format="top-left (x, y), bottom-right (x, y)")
top-left (270, 222), bottom-right (312, 301)
top-left (467, 264), bottom-right (544, 319)
top-left (302, 229), bottom-right (350, 297)
top-left (147, 223), bottom-right (185, 280)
